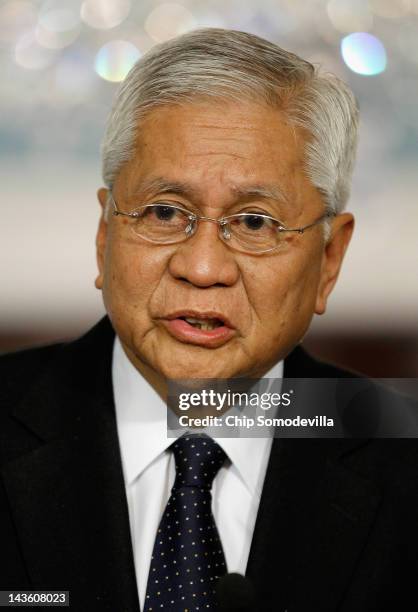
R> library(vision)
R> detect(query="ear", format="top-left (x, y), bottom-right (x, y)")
top-left (95, 187), bottom-right (109, 290)
top-left (315, 213), bottom-right (354, 315)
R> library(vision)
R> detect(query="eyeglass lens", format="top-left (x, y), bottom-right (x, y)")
top-left (129, 204), bottom-right (282, 252)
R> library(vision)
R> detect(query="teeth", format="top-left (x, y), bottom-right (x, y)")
top-left (184, 317), bottom-right (222, 331)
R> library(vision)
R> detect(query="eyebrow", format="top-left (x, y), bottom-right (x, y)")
top-left (131, 177), bottom-right (290, 205)
top-left (231, 184), bottom-right (289, 204)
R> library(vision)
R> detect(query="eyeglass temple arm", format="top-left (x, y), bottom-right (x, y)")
top-left (281, 211), bottom-right (336, 234)
top-left (110, 196), bottom-right (139, 218)
top-left (112, 209), bottom-right (136, 218)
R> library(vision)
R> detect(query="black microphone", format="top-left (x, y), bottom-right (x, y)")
top-left (215, 573), bottom-right (257, 612)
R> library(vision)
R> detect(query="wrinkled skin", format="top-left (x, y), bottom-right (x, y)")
top-left (95, 100), bottom-right (353, 387)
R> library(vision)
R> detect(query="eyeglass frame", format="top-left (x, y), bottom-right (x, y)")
top-left (109, 193), bottom-right (336, 254)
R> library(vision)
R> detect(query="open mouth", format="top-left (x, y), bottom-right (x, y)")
top-left (162, 311), bottom-right (234, 347)
top-left (180, 316), bottom-right (224, 331)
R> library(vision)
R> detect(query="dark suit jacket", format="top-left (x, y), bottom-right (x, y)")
top-left (1, 317), bottom-right (418, 611)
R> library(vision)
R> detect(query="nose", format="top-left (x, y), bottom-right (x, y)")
top-left (168, 218), bottom-right (240, 288)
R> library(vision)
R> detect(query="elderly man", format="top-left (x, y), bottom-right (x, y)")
top-left (1, 28), bottom-right (418, 612)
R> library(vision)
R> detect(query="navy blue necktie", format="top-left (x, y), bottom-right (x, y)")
top-left (144, 434), bottom-right (228, 611)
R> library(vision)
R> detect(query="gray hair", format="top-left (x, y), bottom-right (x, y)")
top-left (101, 28), bottom-right (359, 221)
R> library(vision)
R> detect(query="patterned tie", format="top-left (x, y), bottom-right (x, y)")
top-left (144, 433), bottom-right (228, 611)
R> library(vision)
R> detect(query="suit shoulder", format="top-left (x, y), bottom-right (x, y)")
top-left (0, 342), bottom-right (64, 373)
top-left (286, 344), bottom-right (361, 379)
top-left (0, 343), bottom-right (64, 408)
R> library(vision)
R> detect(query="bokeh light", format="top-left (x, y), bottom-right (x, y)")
top-left (38, 1), bottom-right (81, 32)
top-left (341, 32), bottom-right (387, 75)
top-left (327, 0), bottom-right (373, 33)
top-left (144, 3), bottom-right (197, 43)
top-left (80, 0), bottom-right (131, 30)
top-left (36, 0), bottom-right (81, 49)
top-left (94, 40), bottom-right (140, 82)
top-left (36, 23), bottom-right (80, 49)
top-left (0, 1), bottom-right (37, 44)
top-left (15, 30), bottom-right (57, 70)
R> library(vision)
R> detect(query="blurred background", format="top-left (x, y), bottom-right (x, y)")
top-left (1, 0), bottom-right (417, 376)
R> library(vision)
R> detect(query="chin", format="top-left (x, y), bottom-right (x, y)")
top-left (160, 361), bottom-right (232, 381)
top-left (155, 349), bottom-right (243, 381)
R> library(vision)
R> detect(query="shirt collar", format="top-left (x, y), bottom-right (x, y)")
top-left (113, 336), bottom-right (283, 496)
top-left (113, 337), bottom-right (172, 486)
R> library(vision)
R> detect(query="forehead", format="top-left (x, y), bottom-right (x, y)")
top-left (114, 100), bottom-right (313, 212)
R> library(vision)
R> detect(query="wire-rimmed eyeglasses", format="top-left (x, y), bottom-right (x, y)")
top-left (110, 194), bottom-right (335, 254)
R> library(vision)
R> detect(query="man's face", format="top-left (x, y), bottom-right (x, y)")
top-left (96, 100), bottom-right (353, 380)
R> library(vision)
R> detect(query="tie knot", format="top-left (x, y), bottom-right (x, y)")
top-left (171, 434), bottom-right (227, 490)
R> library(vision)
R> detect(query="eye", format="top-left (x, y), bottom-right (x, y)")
top-left (242, 214), bottom-right (266, 230)
top-left (137, 203), bottom-right (188, 225)
top-left (135, 203), bottom-right (191, 233)
top-left (235, 212), bottom-right (280, 232)
top-left (152, 204), bottom-right (177, 221)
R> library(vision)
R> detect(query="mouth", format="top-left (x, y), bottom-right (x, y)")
top-left (161, 311), bottom-right (235, 348)
top-left (179, 316), bottom-right (224, 331)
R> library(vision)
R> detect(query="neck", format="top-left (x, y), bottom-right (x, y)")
top-left (121, 341), bottom-right (168, 402)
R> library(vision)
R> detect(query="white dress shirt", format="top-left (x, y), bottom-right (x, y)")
top-left (112, 337), bottom-right (283, 610)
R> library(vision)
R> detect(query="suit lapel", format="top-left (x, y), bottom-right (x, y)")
top-left (246, 346), bottom-right (382, 612)
top-left (1, 319), bottom-right (140, 611)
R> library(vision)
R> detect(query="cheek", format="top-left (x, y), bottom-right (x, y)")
top-left (101, 237), bottom-right (167, 321)
top-left (284, 249), bottom-right (323, 322)
top-left (244, 249), bottom-right (322, 334)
